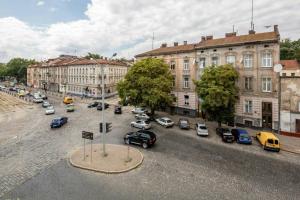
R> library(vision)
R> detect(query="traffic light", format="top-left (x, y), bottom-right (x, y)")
top-left (99, 122), bottom-right (112, 133)
top-left (106, 123), bottom-right (112, 133)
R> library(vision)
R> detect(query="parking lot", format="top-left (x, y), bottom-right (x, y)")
top-left (0, 91), bottom-right (300, 200)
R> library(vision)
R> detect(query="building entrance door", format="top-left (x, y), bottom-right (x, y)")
top-left (262, 102), bottom-right (272, 129)
top-left (296, 119), bottom-right (300, 133)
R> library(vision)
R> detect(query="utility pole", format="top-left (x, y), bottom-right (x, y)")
top-left (251, 0), bottom-right (254, 30)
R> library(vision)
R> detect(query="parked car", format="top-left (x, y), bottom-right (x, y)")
top-left (45, 106), bottom-right (55, 115)
top-left (216, 127), bottom-right (234, 143)
top-left (40, 94), bottom-right (47, 100)
top-left (155, 117), bottom-right (174, 128)
top-left (114, 105), bottom-right (122, 114)
top-left (178, 118), bottom-right (190, 130)
top-left (196, 123), bottom-right (208, 136)
top-left (33, 97), bottom-right (43, 103)
top-left (124, 130), bottom-right (156, 149)
top-left (88, 101), bottom-right (99, 108)
top-left (63, 96), bottom-right (73, 104)
top-left (135, 113), bottom-right (150, 120)
top-left (50, 117), bottom-right (68, 128)
top-left (256, 131), bottom-right (280, 152)
top-left (42, 101), bottom-right (51, 108)
top-left (18, 90), bottom-right (26, 97)
top-left (131, 120), bottom-right (151, 130)
top-left (97, 103), bottom-right (109, 110)
top-left (66, 104), bottom-right (75, 112)
top-left (131, 107), bottom-right (147, 114)
top-left (231, 129), bottom-right (252, 144)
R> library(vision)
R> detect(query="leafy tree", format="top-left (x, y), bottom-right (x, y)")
top-left (0, 63), bottom-right (7, 80)
top-left (117, 58), bottom-right (173, 115)
top-left (280, 39), bottom-right (300, 61)
top-left (194, 65), bottom-right (239, 126)
top-left (5, 58), bottom-right (37, 83)
top-left (85, 52), bottom-right (101, 59)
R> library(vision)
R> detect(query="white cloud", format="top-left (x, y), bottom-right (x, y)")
top-left (0, 0), bottom-right (300, 62)
top-left (36, 1), bottom-right (45, 6)
top-left (50, 7), bottom-right (57, 12)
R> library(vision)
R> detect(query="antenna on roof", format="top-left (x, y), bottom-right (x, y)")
top-left (250, 0), bottom-right (254, 31)
top-left (152, 32), bottom-right (155, 50)
top-left (232, 25), bottom-right (235, 32)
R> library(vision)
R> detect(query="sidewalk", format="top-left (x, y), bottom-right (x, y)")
top-left (154, 111), bottom-right (300, 155)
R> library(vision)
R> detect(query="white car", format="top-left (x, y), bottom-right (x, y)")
top-left (45, 106), bottom-right (55, 115)
top-left (131, 120), bottom-right (151, 130)
top-left (156, 117), bottom-right (174, 128)
top-left (33, 97), bottom-right (43, 103)
top-left (131, 107), bottom-right (147, 114)
top-left (135, 113), bottom-right (150, 120)
top-left (196, 123), bottom-right (209, 136)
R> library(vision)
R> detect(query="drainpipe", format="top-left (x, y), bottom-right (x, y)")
top-left (277, 74), bottom-right (281, 134)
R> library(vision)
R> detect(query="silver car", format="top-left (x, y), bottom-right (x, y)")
top-left (196, 123), bottom-right (209, 136)
top-left (135, 113), bottom-right (150, 120)
top-left (45, 106), bottom-right (55, 115)
top-left (131, 107), bottom-right (147, 114)
top-left (156, 117), bottom-right (174, 128)
top-left (130, 120), bottom-right (151, 130)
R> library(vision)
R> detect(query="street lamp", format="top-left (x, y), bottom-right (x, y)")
top-left (101, 53), bottom-right (117, 157)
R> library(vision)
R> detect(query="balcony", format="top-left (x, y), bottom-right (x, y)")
top-left (182, 69), bottom-right (190, 76)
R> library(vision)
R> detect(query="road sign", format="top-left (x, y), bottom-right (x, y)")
top-left (82, 131), bottom-right (93, 140)
top-left (99, 123), bottom-right (112, 133)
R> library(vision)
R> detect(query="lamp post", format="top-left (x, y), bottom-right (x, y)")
top-left (101, 53), bottom-right (117, 157)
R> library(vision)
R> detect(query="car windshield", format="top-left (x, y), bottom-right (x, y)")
top-left (181, 121), bottom-right (188, 125)
top-left (47, 106), bottom-right (54, 109)
top-left (52, 119), bottom-right (60, 122)
top-left (199, 126), bottom-right (207, 129)
top-left (166, 120), bottom-right (172, 123)
top-left (240, 134), bottom-right (249, 139)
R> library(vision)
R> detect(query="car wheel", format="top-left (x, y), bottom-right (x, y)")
top-left (142, 143), bottom-right (148, 149)
top-left (131, 124), bottom-right (134, 128)
top-left (125, 139), bottom-right (130, 145)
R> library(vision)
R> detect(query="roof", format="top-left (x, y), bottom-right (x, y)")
top-left (29, 57), bottom-right (127, 68)
top-left (136, 31), bottom-right (279, 57)
top-left (280, 60), bottom-right (300, 70)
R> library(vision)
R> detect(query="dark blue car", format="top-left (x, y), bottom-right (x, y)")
top-left (231, 129), bottom-right (252, 144)
top-left (50, 117), bottom-right (68, 128)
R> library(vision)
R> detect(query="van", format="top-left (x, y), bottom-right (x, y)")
top-left (63, 96), bottom-right (73, 104)
top-left (256, 132), bottom-right (280, 152)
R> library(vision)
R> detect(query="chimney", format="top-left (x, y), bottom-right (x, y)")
top-left (201, 36), bottom-right (206, 42)
top-left (206, 35), bottom-right (213, 40)
top-left (161, 43), bottom-right (167, 48)
top-left (225, 32), bottom-right (236, 37)
top-left (249, 30), bottom-right (256, 34)
top-left (104, 57), bottom-right (107, 60)
top-left (183, 41), bottom-right (188, 45)
top-left (274, 24), bottom-right (279, 36)
top-left (174, 42), bottom-right (178, 46)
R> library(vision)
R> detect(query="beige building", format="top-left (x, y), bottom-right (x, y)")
top-left (136, 25), bottom-right (280, 130)
top-left (27, 55), bottom-right (128, 97)
top-left (279, 60), bottom-right (300, 136)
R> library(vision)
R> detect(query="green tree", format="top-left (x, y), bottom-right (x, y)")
top-left (5, 58), bottom-right (37, 83)
top-left (85, 52), bottom-right (101, 59)
top-left (280, 39), bottom-right (300, 61)
top-left (194, 65), bottom-right (239, 126)
top-left (117, 58), bottom-right (173, 115)
top-left (0, 63), bottom-right (7, 79)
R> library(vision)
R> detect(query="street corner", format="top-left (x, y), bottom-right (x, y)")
top-left (69, 144), bottom-right (144, 174)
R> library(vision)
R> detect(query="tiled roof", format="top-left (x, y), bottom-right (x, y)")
top-left (136, 31), bottom-right (279, 57)
top-left (280, 60), bottom-right (300, 70)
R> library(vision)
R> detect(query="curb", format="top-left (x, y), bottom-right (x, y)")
top-left (69, 145), bottom-right (144, 174)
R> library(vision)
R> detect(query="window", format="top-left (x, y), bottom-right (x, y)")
top-left (183, 77), bottom-right (189, 88)
top-left (172, 76), bottom-right (176, 87)
top-left (243, 54), bottom-right (253, 68)
top-left (170, 61), bottom-right (176, 70)
top-left (244, 77), bottom-right (253, 90)
top-left (183, 60), bottom-right (189, 70)
top-left (244, 100), bottom-right (253, 113)
top-left (261, 52), bottom-right (272, 67)
top-left (262, 77), bottom-right (272, 92)
top-left (199, 58), bottom-right (206, 68)
top-left (184, 95), bottom-right (189, 105)
top-left (211, 56), bottom-right (218, 66)
top-left (226, 55), bottom-right (236, 66)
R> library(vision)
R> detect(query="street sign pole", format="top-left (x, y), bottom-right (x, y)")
top-left (83, 139), bottom-right (86, 161)
top-left (90, 139), bottom-right (92, 163)
top-left (101, 64), bottom-right (107, 157)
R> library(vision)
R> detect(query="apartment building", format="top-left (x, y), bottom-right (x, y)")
top-left (136, 25), bottom-right (280, 130)
top-left (279, 60), bottom-right (300, 136)
top-left (27, 55), bottom-right (128, 97)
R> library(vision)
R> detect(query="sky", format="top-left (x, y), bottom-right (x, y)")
top-left (0, 0), bottom-right (299, 62)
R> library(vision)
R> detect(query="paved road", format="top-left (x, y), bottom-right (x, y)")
top-left (1, 93), bottom-right (300, 200)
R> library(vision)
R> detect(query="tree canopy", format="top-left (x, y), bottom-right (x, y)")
top-left (280, 39), bottom-right (300, 61)
top-left (194, 65), bottom-right (239, 126)
top-left (85, 52), bottom-right (101, 59)
top-left (1, 58), bottom-right (37, 83)
top-left (117, 58), bottom-right (174, 114)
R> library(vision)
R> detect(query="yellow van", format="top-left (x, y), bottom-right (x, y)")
top-left (256, 131), bottom-right (280, 152)
top-left (63, 96), bottom-right (73, 104)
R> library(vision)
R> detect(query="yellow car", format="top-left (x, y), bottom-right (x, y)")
top-left (18, 90), bottom-right (26, 97)
top-left (256, 131), bottom-right (280, 152)
top-left (63, 96), bottom-right (73, 104)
